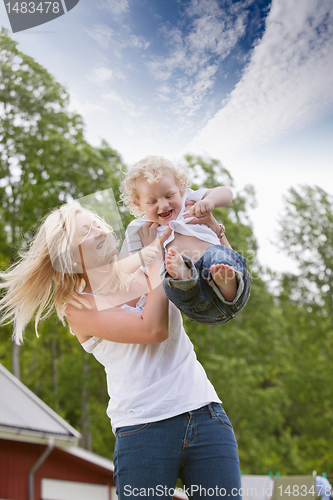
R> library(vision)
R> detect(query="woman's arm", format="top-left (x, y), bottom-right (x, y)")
top-left (66, 282), bottom-right (169, 345)
top-left (66, 228), bottom-right (171, 345)
top-left (117, 222), bottom-right (161, 274)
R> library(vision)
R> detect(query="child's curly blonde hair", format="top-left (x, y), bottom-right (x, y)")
top-left (120, 155), bottom-right (190, 216)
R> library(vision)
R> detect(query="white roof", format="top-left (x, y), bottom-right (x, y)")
top-left (66, 446), bottom-right (114, 472)
top-left (0, 363), bottom-right (80, 445)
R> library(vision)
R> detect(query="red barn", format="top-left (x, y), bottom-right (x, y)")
top-left (0, 363), bottom-right (188, 500)
top-left (0, 362), bottom-right (117, 500)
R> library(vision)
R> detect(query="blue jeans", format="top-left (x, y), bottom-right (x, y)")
top-left (161, 245), bottom-right (251, 325)
top-left (113, 403), bottom-right (242, 500)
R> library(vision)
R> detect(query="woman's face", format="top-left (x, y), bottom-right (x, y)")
top-left (72, 211), bottom-right (117, 271)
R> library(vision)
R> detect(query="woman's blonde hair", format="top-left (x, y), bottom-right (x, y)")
top-left (120, 155), bottom-right (190, 216)
top-left (0, 203), bottom-right (130, 345)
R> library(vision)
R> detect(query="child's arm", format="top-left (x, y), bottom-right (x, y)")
top-left (184, 199), bottom-right (233, 249)
top-left (203, 186), bottom-right (233, 207)
top-left (185, 186), bottom-right (233, 218)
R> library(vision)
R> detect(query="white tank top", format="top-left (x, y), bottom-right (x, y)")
top-left (81, 296), bottom-right (221, 433)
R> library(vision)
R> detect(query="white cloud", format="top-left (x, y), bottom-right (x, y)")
top-left (86, 25), bottom-right (114, 49)
top-left (185, 0), bottom-right (333, 159)
top-left (146, 0), bottom-right (249, 119)
top-left (102, 90), bottom-right (123, 105)
top-left (100, 0), bottom-right (129, 16)
top-left (87, 24), bottom-right (149, 55)
top-left (88, 67), bottom-right (114, 85)
top-left (123, 33), bottom-right (150, 50)
top-left (154, 84), bottom-right (172, 102)
top-left (102, 90), bottom-right (143, 118)
top-left (69, 92), bottom-right (109, 117)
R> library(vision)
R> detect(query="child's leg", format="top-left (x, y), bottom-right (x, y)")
top-left (165, 249), bottom-right (238, 303)
top-left (165, 247), bottom-right (238, 302)
top-left (165, 248), bottom-right (193, 280)
top-left (210, 264), bottom-right (237, 302)
top-left (202, 245), bottom-right (250, 310)
top-left (161, 246), bottom-right (250, 325)
top-left (161, 253), bottom-right (209, 312)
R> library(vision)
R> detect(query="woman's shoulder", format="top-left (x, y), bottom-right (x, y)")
top-left (65, 293), bottom-right (95, 315)
top-left (64, 302), bottom-right (92, 344)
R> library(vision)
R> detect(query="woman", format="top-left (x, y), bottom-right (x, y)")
top-left (0, 202), bottom-right (242, 500)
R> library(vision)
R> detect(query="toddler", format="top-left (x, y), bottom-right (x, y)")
top-left (119, 156), bottom-right (251, 325)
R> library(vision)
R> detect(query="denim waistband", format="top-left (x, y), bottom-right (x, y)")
top-left (188, 402), bottom-right (222, 416)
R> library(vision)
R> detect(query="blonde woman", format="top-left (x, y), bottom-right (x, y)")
top-left (0, 202), bottom-right (242, 500)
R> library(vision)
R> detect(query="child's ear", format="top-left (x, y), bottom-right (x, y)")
top-left (133, 200), bottom-right (141, 208)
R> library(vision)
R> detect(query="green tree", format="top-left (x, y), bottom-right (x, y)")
top-left (278, 185), bottom-right (333, 315)
top-left (276, 185), bottom-right (333, 471)
top-left (0, 28), bottom-right (125, 454)
top-left (0, 27), bottom-right (125, 378)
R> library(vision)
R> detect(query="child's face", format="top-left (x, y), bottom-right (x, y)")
top-left (135, 169), bottom-right (183, 225)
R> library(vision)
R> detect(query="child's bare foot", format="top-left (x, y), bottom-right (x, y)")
top-left (166, 248), bottom-right (192, 280)
top-left (210, 264), bottom-right (237, 301)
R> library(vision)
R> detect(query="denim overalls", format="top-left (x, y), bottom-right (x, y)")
top-left (161, 244), bottom-right (251, 325)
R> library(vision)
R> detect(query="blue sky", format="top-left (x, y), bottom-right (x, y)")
top-left (1, 0), bottom-right (333, 278)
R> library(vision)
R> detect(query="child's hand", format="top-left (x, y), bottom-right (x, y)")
top-left (184, 198), bottom-right (215, 218)
top-left (183, 200), bottom-right (221, 236)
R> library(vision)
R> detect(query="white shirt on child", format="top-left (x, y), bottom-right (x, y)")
top-left (120, 187), bottom-right (221, 254)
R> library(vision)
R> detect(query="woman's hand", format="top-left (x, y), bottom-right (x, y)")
top-left (140, 245), bottom-right (159, 267)
top-left (118, 223), bottom-right (172, 274)
top-left (138, 223), bottom-right (160, 267)
top-left (138, 222), bottom-right (172, 251)
top-left (137, 222), bottom-right (172, 269)
top-left (138, 222), bottom-right (159, 246)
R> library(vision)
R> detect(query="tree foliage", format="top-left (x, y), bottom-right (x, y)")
top-left (0, 27), bottom-right (124, 452)
top-left (0, 27), bottom-right (125, 251)
top-left (278, 185), bottom-right (333, 314)
top-left (276, 185), bottom-right (333, 472)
